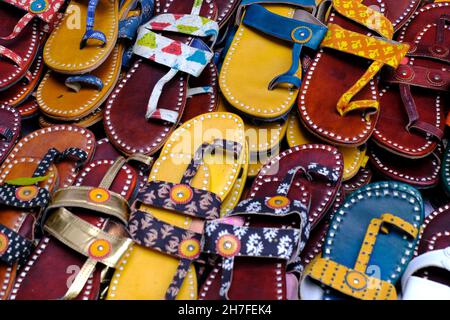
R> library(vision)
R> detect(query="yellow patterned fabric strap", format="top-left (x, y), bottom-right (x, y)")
top-left (305, 256), bottom-right (398, 300)
top-left (354, 213), bottom-right (419, 273)
top-left (332, 0), bottom-right (393, 38)
top-left (321, 24), bottom-right (410, 116)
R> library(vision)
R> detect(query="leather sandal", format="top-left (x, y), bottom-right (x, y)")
top-left (37, 0), bottom-right (154, 122)
top-left (106, 112), bottom-right (246, 300)
top-left (0, 0), bottom-right (63, 91)
top-left (104, 0), bottom-right (225, 156)
top-left (298, 0), bottom-right (412, 147)
top-left (0, 105), bottom-right (21, 166)
top-left (369, 143), bottom-right (442, 189)
top-left (43, 0), bottom-right (123, 74)
top-left (401, 203), bottom-right (450, 300)
top-left (373, 2), bottom-right (450, 158)
top-left (301, 181), bottom-right (424, 300)
top-left (199, 165), bottom-right (311, 300)
top-left (220, 0), bottom-right (327, 122)
top-left (0, 146), bottom-right (89, 300)
top-left (342, 167), bottom-right (372, 196)
top-left (0, 53), bottom-right (44, 107)
top-left (10, 155), bottom-right (147, 300)
top-left (287, 111), bottom-right (368, 181)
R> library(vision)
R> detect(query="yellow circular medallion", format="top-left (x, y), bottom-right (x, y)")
top-left (216, 234), bottom-right (240, 258)
top-left (88, 239), bottom-right (111, 260)
top-left (170, 184), bottom-right (193, 204)
top-left (266, 195), bottom-right (290, 209)
top-left (88, 188), bottom-right (110, 203)
top-left (0, 233), bottom-right (9, 255)
top-left (15, 186), bottom-right (39, 202)
top-left (178, 239), bottom-right (201, 259)
top-left (345, 270), bottom-right (367, 291)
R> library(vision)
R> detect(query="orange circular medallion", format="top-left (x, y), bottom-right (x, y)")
top-left (88, 239), bottom-right (111, 260)
top-left (266, 195), bottom-right (290, 209)
top-left (170, 184), bottom-right (193, 204)
top-left (345, 270), bottom-right (367, 291)
top-left (88, 188), bottom-right (110, 203)
top-left (216, 234), bottom-right (240, 258)
top-left (178, 239), bottom-right (201, 259)
top-left (15, 186), bottom-right (39, 202)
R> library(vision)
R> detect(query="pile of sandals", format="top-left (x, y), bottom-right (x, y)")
top-left (0, 0), bottom-right (449, 300)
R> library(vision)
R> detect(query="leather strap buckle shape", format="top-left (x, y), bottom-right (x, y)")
top-left (304, 213), bottom-right (419, 300)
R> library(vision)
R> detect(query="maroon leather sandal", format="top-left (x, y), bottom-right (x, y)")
top-left (373, 2), bottom-right (450, 159)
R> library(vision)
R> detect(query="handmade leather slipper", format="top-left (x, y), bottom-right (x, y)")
top-left (0, 0), bottom-right (62, 91)
top-left (342, 167), bottom-right (372, 196)
top-left (180, 62), bottom-right (219, 124)
top-left (247, 146), bottom-right (280, 178)
top-left (220, 1), bottom-right (327, 122)
top-left (0, 105), bottom-right (21, 166)
top-left (104, 0), bottom-right (223, 156)
top-left (10, 156), bottom-right (142, 300)
top-left (249, 144), bottom-right (343, 230)
top-left (373, 2), bottom-right (450, 159)
top-left (301, 181), bottom-right (424, 300)
top-left (37, 0), bottom-right (153, 122)
top-left (106, 112), bottom-right (246, 300)
top-left (199, 166), bottom-right (311, 299)
top-left (2, 125), bottom-right (95, 188)
top-left (369, 143), bottom-right (442, 189)
top-left (16, 98), bottom-right (40, 120)
top-left (0, 147), bottom-right (89, 300)
top-left (441, 145), bottom-right (450, 196)
top-left (43, 0), bottom-right (123, 74)
top-left (0, 53), bottom-right (44, 107)
top-left (298, 0), bottom-right (411, 147)
top-left (401, 203), bottom-right (450, 300)
top-left (287, 112), bottom-right (368, 181)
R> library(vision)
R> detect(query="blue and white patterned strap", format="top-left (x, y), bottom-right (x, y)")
top-left (65, 75), bottom-right (104, 92)
top-left (187, 86), bottom-right (214, 97)
top-left (80, 0), bottom-right (107, 49)
top-left (0, 224), bottom-right (33, 266)
top-left (118, 0), bottom-right (154, 41)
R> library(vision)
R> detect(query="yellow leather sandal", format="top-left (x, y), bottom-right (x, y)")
top-left (106, 112), bottom-right (246, 299)
top-left (220, 0), bottom-right (327, 121)
top-left (287, 112), bottom-right (368, 181)
top-left (37, 0), bottom-right (153, 123)
top-left (43, 0), bottom-right (134, 74)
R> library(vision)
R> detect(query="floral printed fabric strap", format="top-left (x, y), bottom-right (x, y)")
top-left (0, 0), bottom-right (65, 40)
top-left (304, 213), bottom-right (418, 300)
top-left (80, 0), bottom-right (107, 48)
top-left (0, 224), bottom-right (33, 266)
top-left (322, 24), bottom-right (409, 117)
top-left (201, 166), bottom-right (312, 299)
top-left (135, 181), bottom-right (221, 219)
top-left (0, 126), bottom-right (13, 142)
top-left (65, 75), bottom-right (104, 92)
top-left (132, 0), bottom-right (218, 123)
top-left (203, 221), bottom-right (302, 299)
top-left (242, 4), bottom-right (327, 89)
top-left (127, 211), bottom-right (203, 299)
top-left (118, 0), bottom-right (154, 42)
top-left (181, 139), bottom-right (242, 185)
